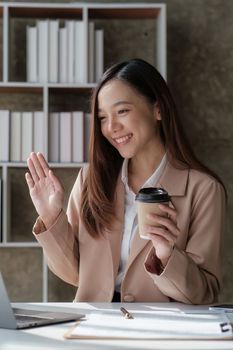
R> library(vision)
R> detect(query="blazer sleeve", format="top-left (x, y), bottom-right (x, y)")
top-left (33, 167), bottom-right (85, 287)
top-left (144, 178), bottom-right (226, 304)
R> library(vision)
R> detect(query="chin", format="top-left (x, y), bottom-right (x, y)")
top-left (118, 150), bottom-right (135, 159)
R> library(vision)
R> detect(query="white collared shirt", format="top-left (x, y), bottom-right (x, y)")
top-left (115, 154), bottom-right (167, 292)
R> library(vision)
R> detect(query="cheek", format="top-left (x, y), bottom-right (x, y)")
top-left (100, 124), bottom-right (111, 142)
top-left (100, 124), bottom-right (107, 137)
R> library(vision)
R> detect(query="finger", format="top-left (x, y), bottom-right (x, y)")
top-left (144, 225), bottom-right (176, 243)
top-left (148, 233), bottom-right (169, 246)
top-left (49, 170), bottom-right (63, 192)
top-left (25, 172), bottom-right (34, 190)
top-left (148, 214), bottom-right (179, 237)
top-left (147, 234), bottom-right (174, 254)
top-left (37, 152), bottom-right (50, 176)
top-left (27, 157), bottom-right (39, 183)
top-left (158, 204), bottom-right (177, 221)
top-left (31, 152), bottom-right (46, 179)
top-left (148, 234), bottom-right (174, 259)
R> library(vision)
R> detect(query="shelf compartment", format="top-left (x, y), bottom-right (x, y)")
top-left (0, 84), bottom-right (43, 93)
top-left (0, 87), bottom-right (43, 110)
top-left (48, 270), bottom-right (76, 302)
top-left (8, 5), bottom-right (83, 82)
top-left (90, 17), bottom-right (158, 71)
top-left (49, 88), bottom-right (91, 114)
top-left (0, 247), bottom-right (43, 301)
top-left (9, 16), bottom-right (35, 82)
top-left (8, 167), bottom-right (38, 242)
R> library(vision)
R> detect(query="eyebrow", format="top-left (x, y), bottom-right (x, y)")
top-left (98, 100), bottom-right (133, 112)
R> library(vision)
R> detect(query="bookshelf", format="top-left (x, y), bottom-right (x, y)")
top-left (0, 2), bottom-right (166, 302)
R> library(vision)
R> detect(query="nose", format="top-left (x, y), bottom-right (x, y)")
top-left (107, 116), bottom-right (121, 133)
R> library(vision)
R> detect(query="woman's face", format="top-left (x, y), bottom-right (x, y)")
top-left (97, 79), bottom-right (162, 160)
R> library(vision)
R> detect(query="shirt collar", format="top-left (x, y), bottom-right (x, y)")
top-left (121, 158), bottom-right (129, 186)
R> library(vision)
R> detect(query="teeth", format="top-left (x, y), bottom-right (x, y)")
top-left (115, 134), bottom-right (132, 144)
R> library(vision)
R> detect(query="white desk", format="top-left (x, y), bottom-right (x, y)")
top-left (1, 302), bottom-right (233, 350)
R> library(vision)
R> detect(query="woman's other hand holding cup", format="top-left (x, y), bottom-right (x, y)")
top-left (145, 204), bottom-right (180, 267)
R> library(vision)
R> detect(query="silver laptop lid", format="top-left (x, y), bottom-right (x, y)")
top-left (0, 273), bottom-right (17, 329)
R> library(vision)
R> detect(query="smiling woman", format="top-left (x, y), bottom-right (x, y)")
top-left (25, 59), bottom-right (226, 305)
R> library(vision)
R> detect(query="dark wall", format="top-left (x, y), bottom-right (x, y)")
top-left (163, 0), bottom-right (233, 301)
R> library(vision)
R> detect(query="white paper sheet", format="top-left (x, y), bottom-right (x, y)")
top-left (64, 311), bottom-right (233, 340)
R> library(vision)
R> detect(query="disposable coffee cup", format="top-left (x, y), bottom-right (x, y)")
top-left (135, 187), bottom-right (170, 240)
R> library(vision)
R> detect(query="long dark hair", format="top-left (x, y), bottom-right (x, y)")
top-left (80, 58), bottom-right (225, 238)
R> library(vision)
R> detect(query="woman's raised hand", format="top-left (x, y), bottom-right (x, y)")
top-left (25, 152), bottom-right (64, 229)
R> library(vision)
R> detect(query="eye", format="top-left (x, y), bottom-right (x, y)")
top-left (98, 115), bottom-right (106, 122)
top-left (118, 109), bottom-right (129, 115)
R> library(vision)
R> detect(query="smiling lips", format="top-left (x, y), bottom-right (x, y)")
top-left (114, 133), bottom-right (133, 144)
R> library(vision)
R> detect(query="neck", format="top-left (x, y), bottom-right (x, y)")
top-left (128, 144), bottom-right (166, 193)
top-left (130, 145), bottom-right (165, 177)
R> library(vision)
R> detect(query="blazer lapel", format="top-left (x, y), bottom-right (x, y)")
top-left (125, 161), bottom-right (189, 272)
top-left (158, 161), bottom-right (189, 196)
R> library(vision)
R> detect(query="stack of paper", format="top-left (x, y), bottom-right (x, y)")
top-left (64, 311), bottom-right (232, 340)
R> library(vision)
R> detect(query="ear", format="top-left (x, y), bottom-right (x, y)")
top-left (154, 102), bottom-right (162, 121)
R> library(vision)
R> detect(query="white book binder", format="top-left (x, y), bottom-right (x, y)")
top-left (72, 111), bottom-right (84, 163)
top-left (74, 21), bottom-right (87, 83)
top-left (88, 22), bottom-right (95, 83)
top-left (10, 111), bottom-right (21, 162)
top-left (21, 112), bottom-right (33, 162)
top-left (95, 29), bottom-right (104, 82)
top-left (37, 20), bottom-right (49, 83)
top-left (0, 110), bottom-right (10, 162)
top-left (66, 20), bottom-right (75, 84)
top-left (33, 111), bottom-right (44, 154)
top-left (26, 26), bottom-right (37, 83)
top-left (48, 112), bottom-right (60, 162)
top-left (59, 27), bottom-right (68, 83)
top-left (49, 20), bottom-right (59, 83)
top-left (60, 112), bottom-right (72, 163)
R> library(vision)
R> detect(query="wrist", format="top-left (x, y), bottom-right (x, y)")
top-left (40, 209), bottom-right (62, 229)
top-left (160, 245), bottom-right (175, 268)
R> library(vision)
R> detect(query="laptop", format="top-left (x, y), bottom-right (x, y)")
top-left (0, 273), bottom-right (85, 329)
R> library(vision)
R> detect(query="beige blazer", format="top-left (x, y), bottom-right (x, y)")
top-left (34, 161), bottom-right (225, 304)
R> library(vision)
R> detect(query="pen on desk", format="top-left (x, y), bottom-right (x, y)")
top-left (120, 307), bottom-right (134, 319)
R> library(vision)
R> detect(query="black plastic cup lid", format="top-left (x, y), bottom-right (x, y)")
top-left (135, 187), bottom-right (170, 203)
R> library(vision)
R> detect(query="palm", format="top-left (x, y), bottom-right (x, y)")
top-left (29, 175), bottom-right (63, 219)
top-left (25, 153), bottom-right (64, 225)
